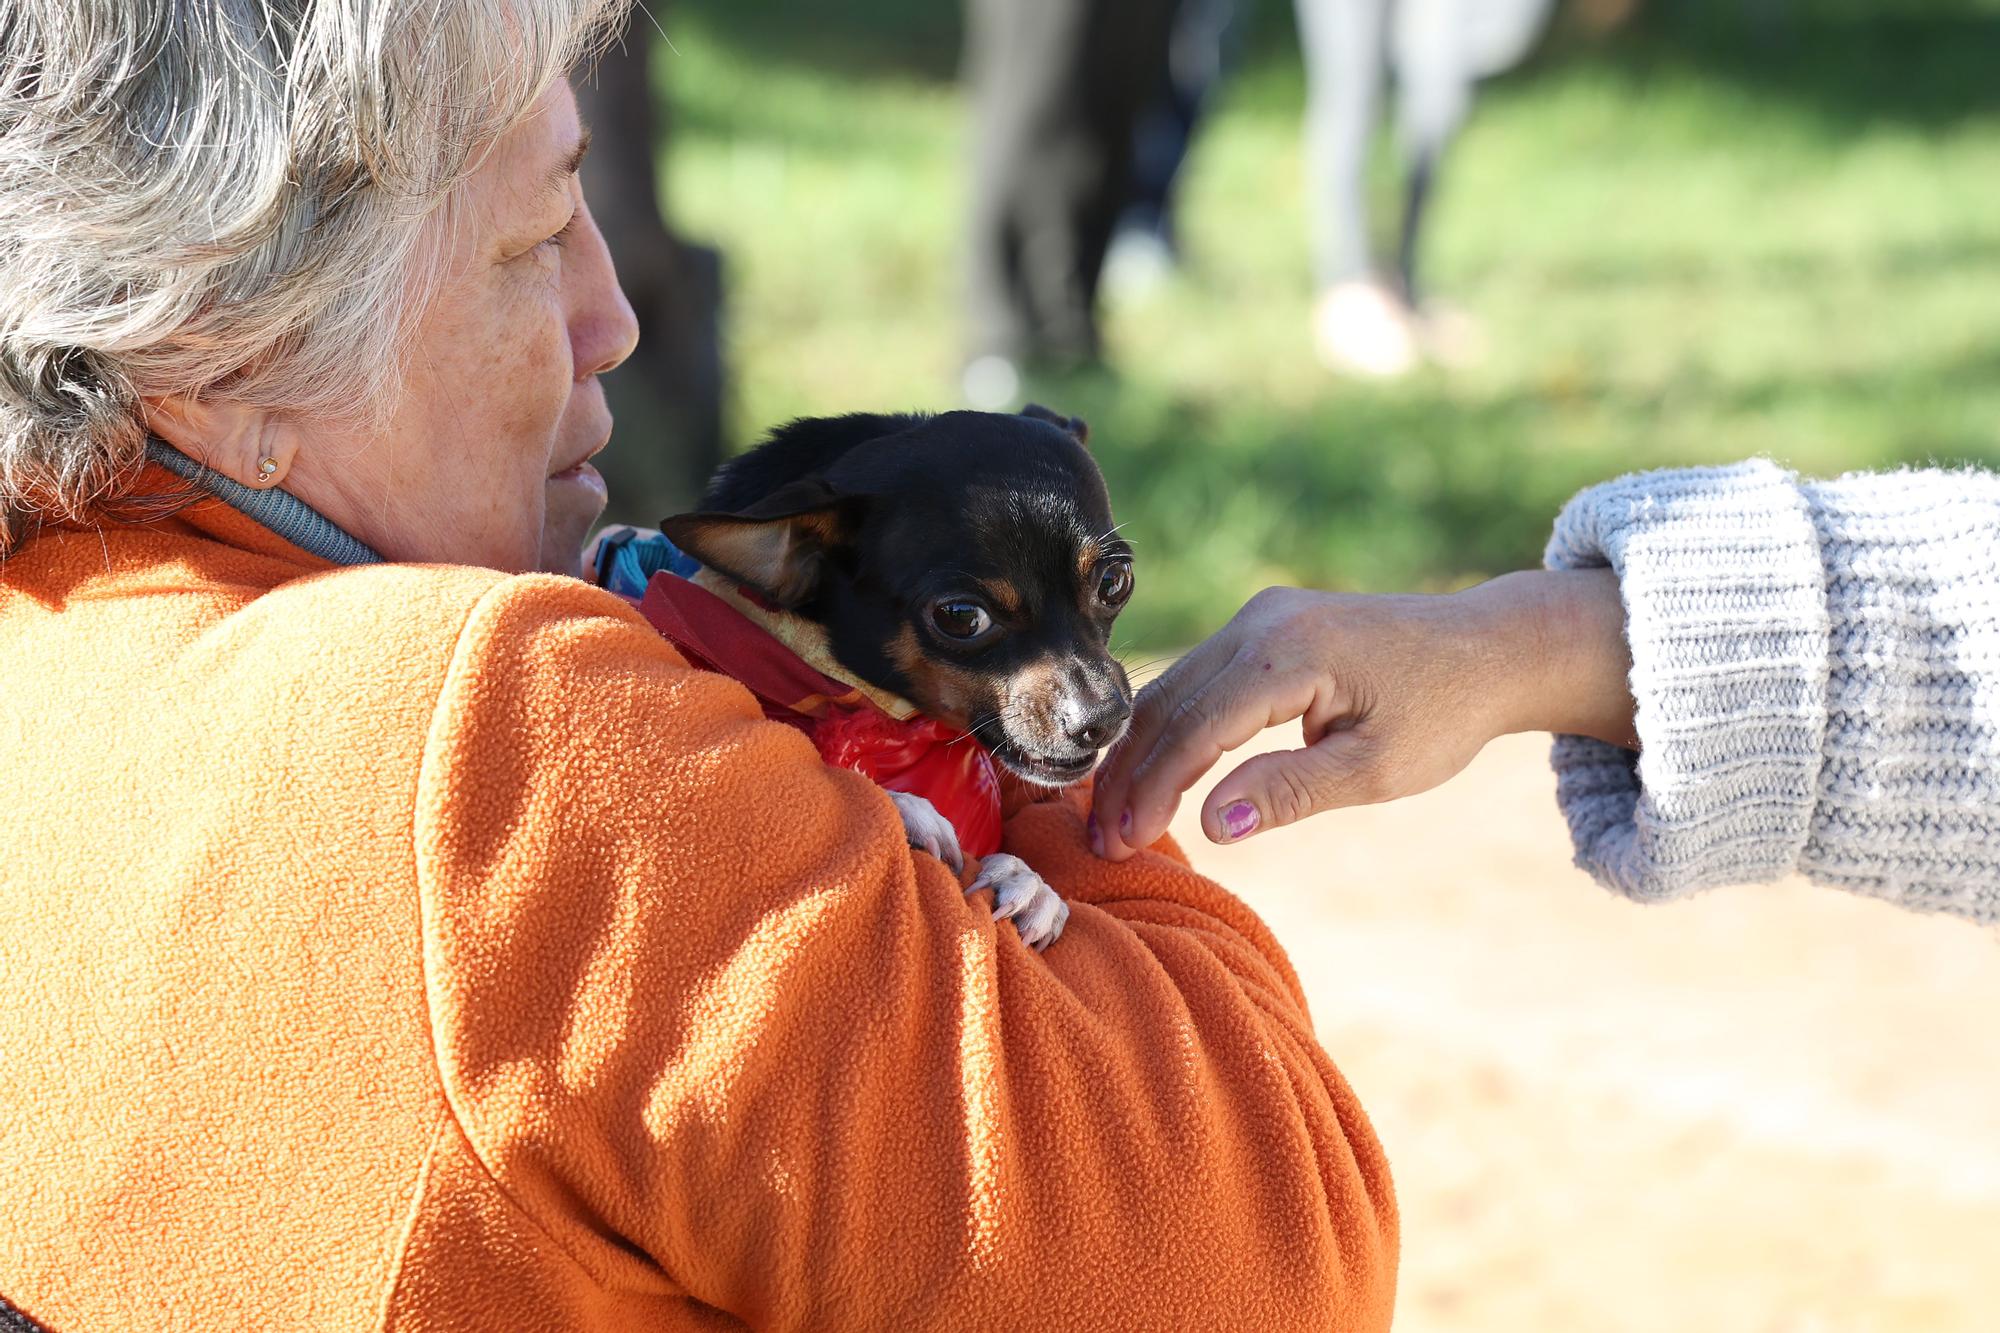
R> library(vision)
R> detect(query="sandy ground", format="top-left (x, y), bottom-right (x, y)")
top-left (1164, 731), bottom-right (2000, 1333)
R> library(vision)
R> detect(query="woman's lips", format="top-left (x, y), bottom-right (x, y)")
top-left (551, 427), bottom-right (611, 479)
top-left (549, 460), bottom-right (607, 497)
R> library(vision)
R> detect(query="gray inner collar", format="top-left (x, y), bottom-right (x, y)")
top-left (145, 437), bottom-right (382, 568)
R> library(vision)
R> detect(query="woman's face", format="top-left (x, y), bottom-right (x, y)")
top-left (287, 83), bottom-right (638, 573)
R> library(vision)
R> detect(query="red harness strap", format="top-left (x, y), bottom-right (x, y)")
top-left (635, 572), bottom-right (1004, 860)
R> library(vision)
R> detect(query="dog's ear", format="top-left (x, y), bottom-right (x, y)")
top-left (699, 413), bottom-right (924, 513)
top-left (661, 478), bottom-right (856, 608)
top-left (1020, 402), bottom-right (1090, 448)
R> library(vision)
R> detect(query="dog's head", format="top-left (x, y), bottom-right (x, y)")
top-left (663, 407), bottom-right (1133, 786)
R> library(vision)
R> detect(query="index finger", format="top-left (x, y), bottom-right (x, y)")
top-left (1091, 634), bottom-right (1236, 860)
top-left (1116, 663), bottom-right (1322, 854)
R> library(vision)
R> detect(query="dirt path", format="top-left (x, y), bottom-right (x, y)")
top-left (1165, 731), bottom-right (2000, 1332)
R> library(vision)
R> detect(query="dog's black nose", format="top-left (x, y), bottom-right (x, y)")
top-left (1070, 720), bottom-right (1109, 749)
top-left (1066, 700), bottom-right (1131, 751)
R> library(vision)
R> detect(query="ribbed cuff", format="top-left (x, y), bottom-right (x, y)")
top-left (1544, 461), bottom-right (1831, 901)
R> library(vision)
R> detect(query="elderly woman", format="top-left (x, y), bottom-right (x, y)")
top-left (0, 4), bottom-right (1398, 1331)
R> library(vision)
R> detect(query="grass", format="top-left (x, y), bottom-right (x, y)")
top-left (631, 0), bottom-right (2000, 648)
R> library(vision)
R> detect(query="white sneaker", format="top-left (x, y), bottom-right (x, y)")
top-left (1103, 228), bottom-right (1177, 305)
top-left (1312, 279), bottom-right (1420, 378)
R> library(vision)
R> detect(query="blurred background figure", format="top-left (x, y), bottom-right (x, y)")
top-left (1101, 0), bottom-right (1243, 302)
top-left (1300, 0), bottom-right (1556, 377)
top-left (960, 0), bottom-right (1178, 407)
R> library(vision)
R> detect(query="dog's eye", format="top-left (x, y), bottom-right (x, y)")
top-left (931, 600), bottom-right (993, 640)
top-left (1096, 561), bottom-right (1134, 608)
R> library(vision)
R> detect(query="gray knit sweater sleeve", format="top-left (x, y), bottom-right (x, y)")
top-left (1543, 461), bottom-right (2000, 923)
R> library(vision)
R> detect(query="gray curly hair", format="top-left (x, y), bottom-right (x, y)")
top-left (0, 0), bottom-right (629, 552)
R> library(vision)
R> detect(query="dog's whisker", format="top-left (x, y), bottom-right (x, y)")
top-left (1125, 656), bottom-right (1178, 674)
top-left (950, 714), bottom-right (1010, 748)
top-left (1096, 521), bottom-right (1136, 553)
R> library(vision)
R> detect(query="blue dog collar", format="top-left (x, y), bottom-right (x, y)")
top-left (596, 527), bottom-right (701, 599)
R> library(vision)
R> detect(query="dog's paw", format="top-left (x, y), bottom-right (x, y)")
top-left (889, 789), bottom-right (964, 876)
top-left (967, 853), bottom-right (1070, 952)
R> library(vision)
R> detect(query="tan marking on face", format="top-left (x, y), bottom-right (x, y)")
top-left (889, 624), bottom-right (985, 728)
top-left (982, 578), bottom-right (1024, 618)
top-left (1076, 540), bottom-right (1103, 582)
top-left (1002, 658), bottom-right (1069, 752)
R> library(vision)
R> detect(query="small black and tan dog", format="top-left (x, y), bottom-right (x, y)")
top-left (662, 406), bottom-right (1134, 948)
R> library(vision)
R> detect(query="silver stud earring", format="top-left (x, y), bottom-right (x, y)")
top-left (255, 456), bottom-right (279, 485)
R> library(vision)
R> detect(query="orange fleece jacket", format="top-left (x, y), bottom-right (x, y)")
top-left (0, 480), bottom-right (1396, 1332)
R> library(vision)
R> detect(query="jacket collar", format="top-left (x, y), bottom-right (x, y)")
top-left (144, 438), bottom-right (382, 568)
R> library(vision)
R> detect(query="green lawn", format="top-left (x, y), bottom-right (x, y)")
top-left (646, 0), bottom-right (2000, 648)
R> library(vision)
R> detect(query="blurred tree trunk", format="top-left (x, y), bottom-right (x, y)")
top-left (576, 18), bottom-right (727, 526)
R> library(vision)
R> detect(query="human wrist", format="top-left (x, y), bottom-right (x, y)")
top-left (1457, 569), bottom-right (1636, 747)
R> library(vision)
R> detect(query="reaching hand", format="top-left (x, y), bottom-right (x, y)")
top-left (1089, 572), bottom-right (1635, 859)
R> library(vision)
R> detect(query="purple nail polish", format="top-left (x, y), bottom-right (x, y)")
top-left (1119, 808), bottom-right (1132, 837)
top-left (1087, 812), bottom-right (1103, 855)
top-left (1220, 801), bottom-right (1261, 841)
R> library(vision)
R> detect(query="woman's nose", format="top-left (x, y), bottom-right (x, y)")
top-left (568, 200), bottom-right (641, 380)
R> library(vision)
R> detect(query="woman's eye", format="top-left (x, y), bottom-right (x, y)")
top-left (931, 600), bottom-right (993, 640)
top-left (1097, 561), bottom-right (1134, 608)
top-left (536, 214), bottom-right (576, 253)
top-left (509, 217), bottom-right (574, 271)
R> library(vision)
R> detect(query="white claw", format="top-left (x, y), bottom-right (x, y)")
top-left (889, 790), bottom-right (964, 876)
top-left (1017, 888), bottom-right (1068, 952)
top-left (965, 853), bottom-right (1069, 950)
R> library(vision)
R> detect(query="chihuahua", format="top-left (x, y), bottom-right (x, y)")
top-left (661, 406), bottom-right (1134, 949)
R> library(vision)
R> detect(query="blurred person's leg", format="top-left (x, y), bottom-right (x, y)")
top-left (1387, 0), bottom-right (1471, 310)
top-left (1105, 0), bottom-right (1239, 300)
top-left (1384, 0), bottom-right (1475, 370)
top-left (1296, 0), bottom-right (1419, 376)
top-left (1298, 0), bottom-right (1383, 291)
top-left (1386, 0), bottom-right (1553, 364)
top-left (964, 0), bottom-right (1176, 400)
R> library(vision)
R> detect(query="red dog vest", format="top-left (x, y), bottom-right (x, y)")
top-left (634, 572), bottom-right (1005, 860)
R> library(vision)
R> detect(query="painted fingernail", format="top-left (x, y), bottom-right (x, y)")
top-left (1219, 801), bottom-right (1261, 842)
top-left (1118, 808), bottom-right (1132, 837)
top-left (1087, 812), bottom-right (1103, 856)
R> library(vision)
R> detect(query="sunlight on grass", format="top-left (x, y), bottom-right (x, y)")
top-left (655, 3), bottom-right (2000, 646)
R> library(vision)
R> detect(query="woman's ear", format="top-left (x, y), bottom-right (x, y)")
top-left (661, 478), bottom-right (858, 608)
top-left (143, 394), bottom-right (301, 490)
